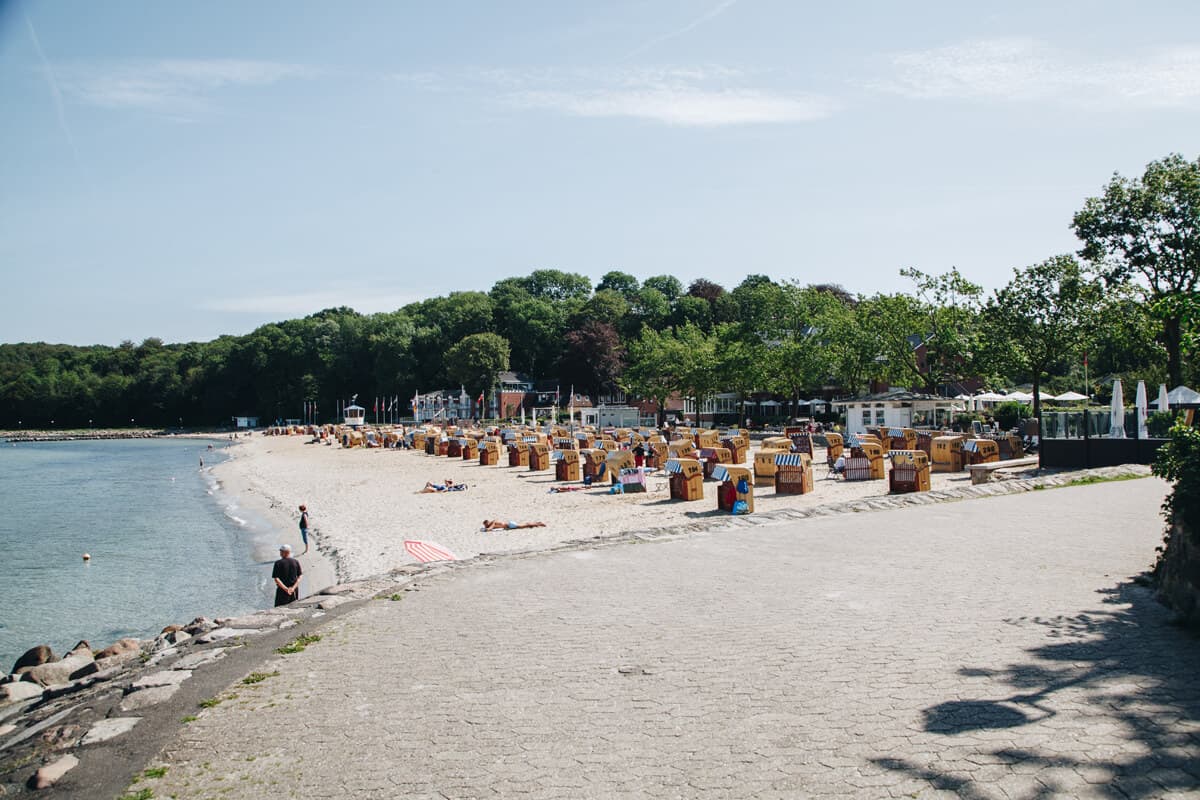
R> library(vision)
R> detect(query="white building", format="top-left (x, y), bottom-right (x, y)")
top-left (831, 390), bottom-right (962, 435)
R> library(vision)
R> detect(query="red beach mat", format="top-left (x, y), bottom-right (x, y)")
top-left (404, 539), bottom-right (457, 563)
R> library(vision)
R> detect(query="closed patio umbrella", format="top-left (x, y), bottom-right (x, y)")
top-left (1135, 380), bottom-right (1148, 439)
top-left (1110, 379), bottom-right (1125, 438)
top-left (1158, 384), bottom-right (1169, 412)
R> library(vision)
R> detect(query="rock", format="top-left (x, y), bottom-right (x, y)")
top-left (21, 643), bottom-right (93, 687)
top-left (11, 645), bottom-right (55, 675)
top-left (130, 669), bottom-right (191, 690)
top-left (214, 613), bottom-right (283, 629)
top-left (165, 629), bottom-right (191, 645)
top-left (172, 648), bottom-right (228, 670)
top-left (119, 683), bottom-right (181, 711)
top-left (195, 627), bottom-right (262, 644)
top-left (317, 595), bottom-right (350, 610)
top-left (80, 717), bottom-right (140, 745)
top-left (29, 754), bottom-right (79, 789)
top-left (146, 647), bottom-right (177, 666)
top-left (319, 583), bottom-right (357, 595)
top-left (160, 624), bottom-right (184, 634)
top-left (94, 638), bottom-right (141, 661)
top-left (1, 681), bottom-right (44, 704)
top-left (183, 616), bottom-right (215, 635)
top-left (68, 662), bottom-right (122, 681)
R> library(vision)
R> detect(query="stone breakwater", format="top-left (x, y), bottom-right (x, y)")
top-left (2, 430), bottom-right (161, 443)
top-left (0, 463), bottom-right (1155, 795)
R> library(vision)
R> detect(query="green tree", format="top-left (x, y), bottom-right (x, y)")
top-left (979, 255), bottom-right (1101, 427)
top-left (445, 333), bottom-right (511, 400)
top-left (1072, 153), bottom-right (1200, 386)
top-left (622, 326), bottom-right (685, 426)
top-left (595, 270), bottom-right (640, 299)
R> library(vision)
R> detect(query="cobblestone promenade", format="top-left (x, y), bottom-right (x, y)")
top-left (151, 478), bottom-right (1200, 798)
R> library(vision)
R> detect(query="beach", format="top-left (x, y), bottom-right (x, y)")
top-left (216, 434), bottom-right (993, 587)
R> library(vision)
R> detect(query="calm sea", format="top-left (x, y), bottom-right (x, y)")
top-left (0, 438), bottom-right (276, 669)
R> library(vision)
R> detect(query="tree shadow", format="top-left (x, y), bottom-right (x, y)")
top-left (871, 580), bottom-right (1200, 798)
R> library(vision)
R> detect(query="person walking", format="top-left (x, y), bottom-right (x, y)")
top-left (272, 544), bottom-right (302, 606)
top-left (298, 504), bottom-right (310, 555)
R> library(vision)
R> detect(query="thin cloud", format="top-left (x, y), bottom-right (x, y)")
top-left (487, 65), bottom-right (835, 126)
top-left (24, 11), bottom-right (81, 168)
top-left (875, 37), bottom-right (1200, 109)
top-left (511, 86), bottom-right (834, 126)
top-left (202, 288), bottom-right (424, 316)
top-left (64, 59), bottom-right (316, 113)
top-left (624, 0), bottom-right (740, 60)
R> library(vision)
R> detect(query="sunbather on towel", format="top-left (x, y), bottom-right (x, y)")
top-left (548, 486), bottom-right (586, 493)
top-left (482, 519), bottom-right (546, 531)
top-left (419, 479), bottom-right (462, 493)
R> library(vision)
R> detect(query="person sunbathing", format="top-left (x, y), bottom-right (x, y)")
top-left (419, 479), bottom-right (462, 493)
top-left (482, 519), bottom-right (546, 531)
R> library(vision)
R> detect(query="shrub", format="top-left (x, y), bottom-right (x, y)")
top-left (1152, 422), bottom-right (1200, 533)
top-left (1147, 410), bottom-right (1176, 438)
top-left (992, 401), bottom-right (1031, 431)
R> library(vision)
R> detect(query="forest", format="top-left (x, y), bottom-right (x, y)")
top-left (1, 154), bottom-right (1196, 430)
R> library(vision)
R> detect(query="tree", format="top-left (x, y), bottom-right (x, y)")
top-left (979, 255), bottom-right (1101, 428)
top-left (622, 326), bottom-right (684, 425)
top-left (899, 267), bottom-right (983, 393)
top-left (561, 320), bottom-right (625, 400)
top-left (642, 275), bottom-right (682, 302)
top-left (1072, 153), bottom-right (1200, 386)
top-left (595, 271), bottom-right (640, 299)
top-left (445, 333), bottom-right (511, 400)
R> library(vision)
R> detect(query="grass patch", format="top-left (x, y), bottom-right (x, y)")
top-left (119, 790), bottom-right (154, 800)
top-left (142, 767), bottom-right (168, 779)
top-left (275, 633), bottom-right (321, 655)
top-left (389, 593), bottom-right (404, 601)
top-left (181, 715), bottom-right (198, 723)
top-left (1034, 473), bottom-right (1147, 491)
top-left (241, 671), bottom-right (280, 685)
top-left (198, 696), bottom-right (223, 708)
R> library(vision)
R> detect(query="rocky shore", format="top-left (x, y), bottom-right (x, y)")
top-left (0, 461), bottom-right (1154, 796)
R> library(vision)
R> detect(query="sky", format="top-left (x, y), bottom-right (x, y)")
top-left (2, 0), bottom-right (1198, 346)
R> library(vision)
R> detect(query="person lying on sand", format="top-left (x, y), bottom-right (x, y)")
top-left (548, 486), bottom-right (587, 493)
top-left (419, 479), bottom-right (467, 493)
top-left (482, 519), bottom-right (546, 531)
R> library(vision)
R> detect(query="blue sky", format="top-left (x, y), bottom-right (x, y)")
top-left (2, 0), bottom-right (1198, 346)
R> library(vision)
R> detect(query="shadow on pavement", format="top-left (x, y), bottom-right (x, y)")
top-left (872, 579), bottom-right (1200, 798)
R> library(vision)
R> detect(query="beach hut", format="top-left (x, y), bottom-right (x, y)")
top-left (582, 449), bottom-right (608, 482)
top-left (889, 450), bottom-right (931, 494)
top-left (528, 442), bottom-right (552, 471)
top-left (666, 458), bottom-right (704, 501)
top-left (479, 440), bottom-right (502, 466)
top-left (699, 446), bottom-right (733, 480)
top-left (885, 427), bottom-right (917, 452)
top-left (555, 449), bottom-right (582, 482)
top-left (617, 466), bottom-right (647, 493)
top-left (343, 404), bottom-right (366, 428)
top-left (931, 435), bottom-right (965, 472)
top-left (963, 439), bottom-right (999, 465)
top-left (824, 432), bottom-right (844, 462)
top-left (848, 441), bottom-right (885, 480)
top-left (605, 450), bottom-right (636, 485)
top-left (668, 440), bottom-right (698, 460)
top-left (785, 427), bottom-right (815, 457)
top-left (774, 453), bottom-right (814, 495)
top-left (508, 440), bottom-right (530, 467)
top-left (697, 429), bottom-right (719, 448)
top-left (713, 464), bottom-right (754, 513)
top-left (721, 434), bottom-right (749, 464)
top-left (646, 441), bottom-right (668, 469)
top-left (753, 447), bottom-right (789, 486)
top-left (460, 438), bottom-right (479, 460)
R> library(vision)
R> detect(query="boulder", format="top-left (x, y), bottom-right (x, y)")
top-left (319, 583), bottom-right (357, 596)
top-left (317, 595), bottom-right (350, 610)
top-left (29, 754), bottom-right (79, 790)
top-left (195, 627), bottom-right (262, 644)
top-left (160, 624), bottom-right (184, 634)
top-left (11, 645), bottom-right (54, 676)
top-left (21, 643), bottom-right (93, 687)
top-left (131, 669), bottom-right (191, 690)
top-left (172, 648), bottom-right (228, 670)
top-left (119, 683), bottom-right (181, 711)
top-left (80, 717), bottom-right (140, 745)
top-left (183, 616), bottom-right (215, 635)
top-left (164, 629), bottom-right (191, 646)
top-left (94, 638), bottom-right (141, 661)
top-left (1, 681), bottom-right (44, 705)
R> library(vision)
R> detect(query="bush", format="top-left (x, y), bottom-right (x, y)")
top-left (992, 401), bottom-right (1031, 431)
top-left (1153, 422), bottom-right (1200, 532)
top-left (1147, 411), bottom-right (1176, 438)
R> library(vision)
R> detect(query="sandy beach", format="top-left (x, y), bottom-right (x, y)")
top-left (215, 433), bottom-right (995, 588)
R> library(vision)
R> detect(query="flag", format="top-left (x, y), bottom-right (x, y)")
top-left (1083, 352), bottom-right (1088, 368)
top-left (478, 392), bottom-right (484, 406)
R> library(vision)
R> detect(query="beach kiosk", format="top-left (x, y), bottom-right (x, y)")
top-left (666, 458), bottom-right (704, 501)
top-left (508, 439), bottom-right (530, 467)
top-left (889, 450), bottom-right (931, 493)
top-left (931, 435), bottom-right (965, 472)
top-left (555, 448), bottom-right (582, 481)
top-left (480, 440), bottom-right (502, 466)
top-left (343, 404), bottom-right (366, 429)
top-left (774, 453), bottom-right (815, 495)
top-left (529, 442), bottom-right (552, 471)
top-left (714, 464), bottom-right (754, 513)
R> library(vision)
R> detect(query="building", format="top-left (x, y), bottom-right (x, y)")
top-left (831, 389), bottom-right (963, 435)
top-left (231, 415), bottom-right (259, 429)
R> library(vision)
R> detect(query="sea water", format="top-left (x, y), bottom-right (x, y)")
top-left (0, 438), bottom-right (274, 669)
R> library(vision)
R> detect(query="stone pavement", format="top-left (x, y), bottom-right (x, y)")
top-left (146, 478), bottom-right (1200, 799)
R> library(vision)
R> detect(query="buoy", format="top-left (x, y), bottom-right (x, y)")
top-left (82, 553), bottom-right (91, 561)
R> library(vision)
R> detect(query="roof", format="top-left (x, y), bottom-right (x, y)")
top-left (831, 389), bottom-right (956, 406)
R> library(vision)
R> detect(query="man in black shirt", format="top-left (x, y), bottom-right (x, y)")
top-left (272, 543), bottom-right (303, 606)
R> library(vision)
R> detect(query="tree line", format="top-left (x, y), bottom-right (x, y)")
top-left (1, 154), bottom-right (1196, 429)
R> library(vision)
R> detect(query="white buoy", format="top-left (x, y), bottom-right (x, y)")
top-left (82, 553), bottom-right (91, 561)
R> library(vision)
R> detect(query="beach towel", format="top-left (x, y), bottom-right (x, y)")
top-left (403, 540), bottom-right (457, 563)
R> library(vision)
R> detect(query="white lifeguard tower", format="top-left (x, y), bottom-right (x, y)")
top-left (343, 404), bottom-right (366, 428)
